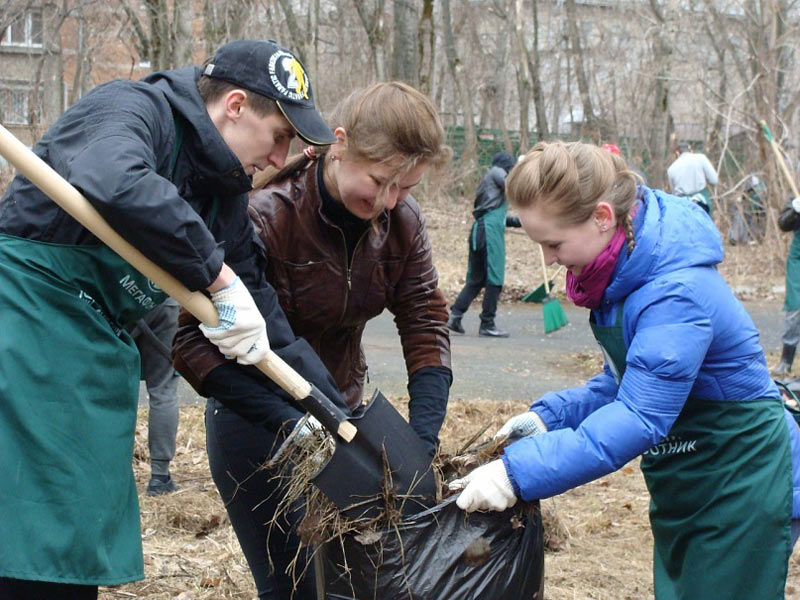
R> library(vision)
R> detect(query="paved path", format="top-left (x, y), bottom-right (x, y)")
top-left (156, 298), bottom-right (787, 406)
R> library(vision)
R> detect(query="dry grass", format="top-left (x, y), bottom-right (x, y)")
top-left (113, 400), bottom-right (800, 600)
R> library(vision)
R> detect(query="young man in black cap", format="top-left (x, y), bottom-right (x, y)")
top-left (0, 39), bottom-right (345, 599)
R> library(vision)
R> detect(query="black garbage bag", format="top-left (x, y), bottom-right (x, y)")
top-left (318, 496), bottom-right (544, 600)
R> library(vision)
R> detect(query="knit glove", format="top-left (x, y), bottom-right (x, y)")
top-left (494, 411), bottom-right (547, 441)
top-left (450, 459), bottom-right (518, 512)
top-left (199, 277), bottom-right (269, 365)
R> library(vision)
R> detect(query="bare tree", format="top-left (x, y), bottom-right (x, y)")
top-left (352, 0), bottom-right (388, 81)
top-left (564, 0), bottom-right (598, 139)
top-left (513, 0), bottom-right (548, 143)
top-left (417, 0), bottom-right (434, 95)
top-left (118, 0), bottom-right (194, 70)
top-left (442, 0), bottom-right (477, 172)
top-left (391, 0), bottom-right (418, 85)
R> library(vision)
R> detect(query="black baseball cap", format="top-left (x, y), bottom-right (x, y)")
top-left (203, 40), bottom-right (336, 145)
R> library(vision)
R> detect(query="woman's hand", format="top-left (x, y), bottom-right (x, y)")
top-left (449, 459), bottom-right (518, 512)
top-left (494, 411), bottom-right (547, 441)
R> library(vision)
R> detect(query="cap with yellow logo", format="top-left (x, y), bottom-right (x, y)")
top-left (203, 39), bottom-right (336, 145)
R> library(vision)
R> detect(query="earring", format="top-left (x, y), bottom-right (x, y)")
top-left (601, 225), bottom-right (608, 232)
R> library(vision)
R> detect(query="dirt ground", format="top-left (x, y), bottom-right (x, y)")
top-left (97, 199), bottom-right (800, 599)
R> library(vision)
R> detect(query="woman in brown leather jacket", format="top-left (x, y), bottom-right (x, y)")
top-left (173, 82), bottom-right (452, 599)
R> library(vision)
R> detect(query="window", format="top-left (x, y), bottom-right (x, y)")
top-left (1, 10), bottom-right (43, 48)
top-left (0, 87), bottom-right (31, 125)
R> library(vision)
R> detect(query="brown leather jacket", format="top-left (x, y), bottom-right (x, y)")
top-left (173, 161), bottom-right (450, 410)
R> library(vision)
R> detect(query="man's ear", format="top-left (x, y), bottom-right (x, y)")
top-left (223, 89), bottom-right (248, 121)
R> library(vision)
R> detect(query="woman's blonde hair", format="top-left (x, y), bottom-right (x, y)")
top-left (506, 141), bottom-right (639, 252)
top-left (329, 81), bottom-right (451, 173)
top-left (256, 81), bottom-right (451, 189)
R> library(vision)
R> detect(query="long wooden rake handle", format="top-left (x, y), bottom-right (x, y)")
top-left (539, 244), bottom-right (551, 295)
top-left (761, 120), bottom-right (800, 197)
top-left (0, 124), bottom-right (356, 441)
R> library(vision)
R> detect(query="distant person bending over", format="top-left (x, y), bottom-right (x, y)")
top-left (447, 151), bottom-right (521, 338)
top-left (666, 142), bottom-right (718, 215)
top-left (452, 141), bottom-right (800, 600)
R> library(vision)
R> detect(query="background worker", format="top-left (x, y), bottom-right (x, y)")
top-left (773, 197), bottom-right (800, 376)
top-left (447, 151), bottom-right (521, 338)
top-left (0, 39), bottom-right (343, 599)
top-left (667, 141), bottom-right (718, 215)
top-left (129, 297), bottom-right (181, 495)
top-left (173, 81), bottom-right (453, 599)
top-left (453, 141), bottom-right (800, 599)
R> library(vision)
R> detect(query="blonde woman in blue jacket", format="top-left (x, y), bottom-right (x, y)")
top-left (453, 141), bottom-right (800, 599)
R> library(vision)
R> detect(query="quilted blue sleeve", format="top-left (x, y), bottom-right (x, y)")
top-left (532, 367), bottom-right (619, 431)
top-left (506, 282), bottom-right (712, 500)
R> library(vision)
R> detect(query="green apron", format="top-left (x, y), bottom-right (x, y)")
top-left (784, 231), bottom-right (800, 311)
top-left (0, 119), bottom-right (186, 585)
top-left (590, 304), bottom-right (793, 599)
top-left (467, 204), bottom-right (508, 287)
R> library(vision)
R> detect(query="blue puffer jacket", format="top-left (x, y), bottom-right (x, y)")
top-left (504, 187), bottom-right (800, 517)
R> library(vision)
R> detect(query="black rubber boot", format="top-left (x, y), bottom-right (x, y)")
top-left (772, 344), bottom-right (797, 377)
top-left (446, 314), bottom-right (465, 334)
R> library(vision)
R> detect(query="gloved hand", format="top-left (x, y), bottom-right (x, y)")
top-left (267, 414), bottom-right (328, 469)
top-left (449, 459), bottom-right (518, 512)
top-left (199, 277), bottom-right (269, 365)
top-left (293, 414), bottom-right (324, 441)
top-left (494, 411), bottom-right (547, 441)
top-left (792, 197), bottom-right (800, 213)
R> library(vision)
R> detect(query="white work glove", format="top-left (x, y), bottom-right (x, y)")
top-left (267, 414), bottom-right (327, 469)
top-left (791, 197), bottom-right (800, 213)
top-left (199, 277), bottom-right (269, 365)
top-left (293, 414), bottom-right (324, 441)
top-left (450, 459), bottom-right (518, 512)
top-left (494, 411), bottom-right (548, 441)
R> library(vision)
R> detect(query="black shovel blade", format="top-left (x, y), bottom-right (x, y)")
top-left (311, 389), bottom-right (437, 520)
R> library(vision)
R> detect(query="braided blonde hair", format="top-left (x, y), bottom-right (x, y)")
top-left (506, 141), bottom-right (639, 253)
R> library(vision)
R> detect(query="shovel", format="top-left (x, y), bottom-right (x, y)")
top-left (0, 124), bottom-right (438, 518)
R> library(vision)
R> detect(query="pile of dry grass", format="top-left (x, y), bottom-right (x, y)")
top-left (109, 393), bottom-right (800, 599)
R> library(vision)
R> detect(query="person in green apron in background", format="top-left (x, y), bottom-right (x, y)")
top-left (771, 197), bottom-right (800, 376)
top-left (451, 141), bottom-right (800, 599)
top-left (0, 40), bottom-right (346, 600)
top-left (447, 151), bottom-right (521, 338)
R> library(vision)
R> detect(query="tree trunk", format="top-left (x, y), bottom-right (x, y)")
top-left (442, 0), bottom-right (476, 170)
top-left (646, 0), bottom-right (675, 189)
top-left (172, 0), bottom-right (193, 67)
top-left (352, 0), bottom-right (388, 81)
top-left (418, 0), bottom-right (434, 95)
top-left (528, 0), bottom-right (548, 139)
top-left (391, 0), bottom-right (418, 85)
top-left (564, 0), bottom-right (597, 139)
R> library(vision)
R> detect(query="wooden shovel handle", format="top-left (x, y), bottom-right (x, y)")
top-left (0, 124), bottom-right (356, 442)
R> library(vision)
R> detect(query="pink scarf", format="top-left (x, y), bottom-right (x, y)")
top-left (565, 226), bottom-right (627, 309)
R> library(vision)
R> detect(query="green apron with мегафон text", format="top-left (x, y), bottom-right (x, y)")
top-left (0, 235), bottom-right (169, 585)
top-left (590, 303), bottom-right (793, 600)
top-left (0, 115), bottom-right (187, 585)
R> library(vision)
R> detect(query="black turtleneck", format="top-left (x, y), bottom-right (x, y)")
top-left (317, 160), bottom-right (370, 264)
